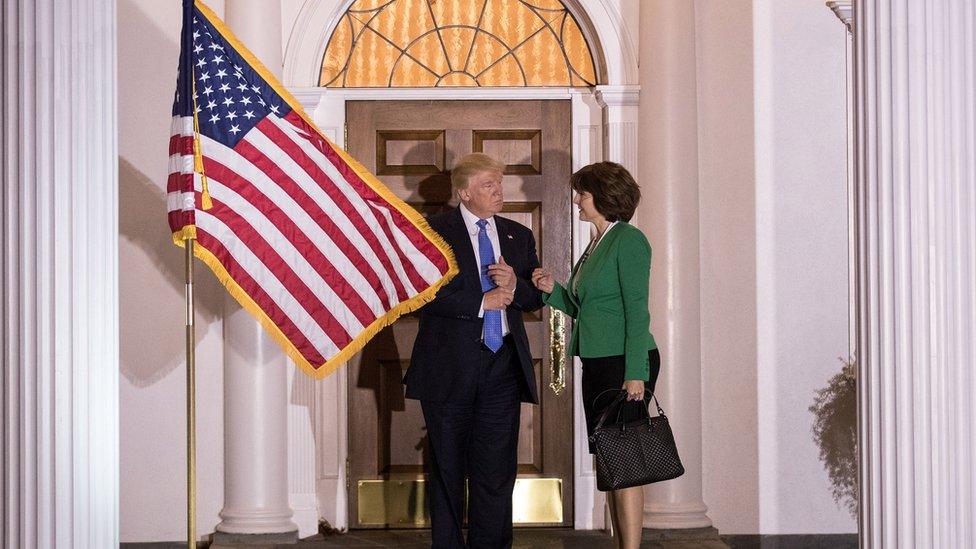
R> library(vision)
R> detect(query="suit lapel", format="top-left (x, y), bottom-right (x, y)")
top-left (494, 216), bottom-right (517, 265)
top-left (572, 224), bottom-right (620, 301)
top-left (445, 208), bottom-right (479, 283)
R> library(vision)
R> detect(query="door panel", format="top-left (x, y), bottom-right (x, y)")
top-left (345, 100), bottom-right (573, 528)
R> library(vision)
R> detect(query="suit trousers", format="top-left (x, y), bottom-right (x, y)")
top-left (420, 336), bottom-right (521, 549)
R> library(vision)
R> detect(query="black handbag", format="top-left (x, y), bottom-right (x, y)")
top-left (589, 389), bottom-right (685, 491)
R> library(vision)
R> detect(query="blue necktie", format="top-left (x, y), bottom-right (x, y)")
top-left (476, 219), bottom-right (503, 352)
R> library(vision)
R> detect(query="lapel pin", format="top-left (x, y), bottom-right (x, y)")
top-left (507, 234), bottom-right (514, 239)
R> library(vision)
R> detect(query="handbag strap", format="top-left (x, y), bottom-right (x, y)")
top-left (592, 388), bottom-right (667, 432)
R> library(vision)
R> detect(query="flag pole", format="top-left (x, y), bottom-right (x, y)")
top-left (185, 237), bottom-right (197, 549)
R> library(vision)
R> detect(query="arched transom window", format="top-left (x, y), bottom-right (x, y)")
top-left (320, 0), bottom-right (597, 87)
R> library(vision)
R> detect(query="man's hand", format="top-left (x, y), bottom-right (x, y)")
top-left (488, 256), bottom-right (516, 291)
top-left (531, 267), bottom-right (554, 293)
top-left (482, 287), bottom-right (514, 310)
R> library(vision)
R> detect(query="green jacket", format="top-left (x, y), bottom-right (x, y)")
top-left (544, 222), bottom-right (657, 380)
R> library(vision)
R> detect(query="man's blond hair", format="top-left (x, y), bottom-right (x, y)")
top-left (451, 153), bottom-right (506, 193)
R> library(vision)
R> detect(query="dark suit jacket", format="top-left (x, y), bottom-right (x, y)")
top-left (404, 207), bottom-right (544, 404)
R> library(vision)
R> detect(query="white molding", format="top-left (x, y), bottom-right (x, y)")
top-left (291, 86), bottom-right (586, 102)
top-left (595, 85), bottom-right (641, 107)
top-left (569, 92), bottom-right (604, 530)
top-left (595, 85), bottom-right (640, 174)
top-left (856, 1), bottom-right (976, 547)
top-left (2, 0), bottom-right (119, 547)
top-left (313, 362), bottom-right (348, 530)
top-left (826, 1), bottom-right (853, 30)
top-left (288, 364), bottom-right (319, 538)
top-left (283, 0), bottom-right (350, 87)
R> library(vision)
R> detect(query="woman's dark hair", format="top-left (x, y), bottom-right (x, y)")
top-left (570, 161), bottom-right (641, 222)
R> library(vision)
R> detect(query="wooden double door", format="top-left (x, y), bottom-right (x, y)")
top-left (345, 100), bottom-right (574, 529)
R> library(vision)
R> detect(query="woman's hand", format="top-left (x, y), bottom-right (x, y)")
top-left (623, 379), bottom-right (644, 401)
top-left (531, 267), bottom-right (554, 293)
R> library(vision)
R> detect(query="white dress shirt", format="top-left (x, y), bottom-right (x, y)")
top-left (459, 202), bottom-right (511, 337)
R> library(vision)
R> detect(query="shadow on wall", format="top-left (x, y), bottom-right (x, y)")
top-left (809, 357), bottom-right (858, 519)
top-left (119, 157), bottom-right (224, 387)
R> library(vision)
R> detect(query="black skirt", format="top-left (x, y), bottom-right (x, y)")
top-left (581, 349), bottom-right (661, 454)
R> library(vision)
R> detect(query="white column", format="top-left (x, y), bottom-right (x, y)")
top-left (214, 0), bottom-right (298, 542)
top-left (856, 1), bottom-right (976, 548)
top-left (2, 0), bottom-right (119, 547)
top-left (636, 0), bottom-right (713, 530)
top-left (217, 301), bottom-right (296, 538)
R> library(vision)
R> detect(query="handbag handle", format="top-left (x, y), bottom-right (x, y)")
top-left (591, 388), bottom-right (666, 432)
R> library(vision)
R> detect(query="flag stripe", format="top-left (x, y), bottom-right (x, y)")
top-left (199, 133), bottom-right (388, 317)
top-left (270, 116), bottom-right (434, 293)
top-left (201, 155), bottom-right (380, 328)
top-left (260, 118), bottom-right (418, 301)
top-left (285, 112), bottom-right (450, 274)
top-left (241, 124), bottom-right (402, 308)
top-left (195, 209), bottom-right (349, 356)
top-left (279, 114), bottom-right (446, 285)
top-left (199, 195), bottom-right (355, 350)
top-left (169, 134), bottom-right (194, 156)
top-left (194, 224), bottom-right (333, 365)
top-left (199, 170), bottom-right (369, 337)
top-left (232, 138), bottom-right (396, 312)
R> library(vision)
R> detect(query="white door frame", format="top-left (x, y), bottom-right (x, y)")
top-left (279, 0), bottom-right (641, 532)
top-left (284, 86), bottom-right (617, 532)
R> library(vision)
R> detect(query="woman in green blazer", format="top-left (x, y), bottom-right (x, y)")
top-left (532, 162), bottom-right (659, 549)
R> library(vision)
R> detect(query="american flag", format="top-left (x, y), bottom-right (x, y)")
top-left (168, 0), bottom-right (457, 378)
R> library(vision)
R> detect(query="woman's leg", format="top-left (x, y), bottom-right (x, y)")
top-left (608, 486), bottom-right (644, 549)
top-left (606, 494), bottom-right (621, 548)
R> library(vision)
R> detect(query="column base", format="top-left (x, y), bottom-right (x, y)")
top-left (642, 526), bottom-right (730, 548)
top-left (644, 501), bottom-right (713, 529)
top-left (216, 506), bottom-right (299, 536)
top-left (211, 530), bottom-right (299, 547)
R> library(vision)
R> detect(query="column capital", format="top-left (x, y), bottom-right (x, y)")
top-left (826, 1), bottom-right (853, 31)
top-left (595, 85), bottom-right (640, 108)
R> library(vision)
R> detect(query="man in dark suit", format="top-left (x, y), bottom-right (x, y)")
top-left (404, 153), bottom-right (543, 548)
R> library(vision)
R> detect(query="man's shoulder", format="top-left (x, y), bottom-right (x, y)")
top-left (494, 214), bottom-right (533, 239)
top-left (425, 208), bottom-right (460, 232)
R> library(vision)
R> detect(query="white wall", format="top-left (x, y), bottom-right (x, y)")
top-left (695, 0), bottom-right (855, 537)
top-left (695, 0), bottom-right (761, 535)
top-left (118, 0), bottom-right (227, 542)
top-left (751, 0), bottom-right (855, 535)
